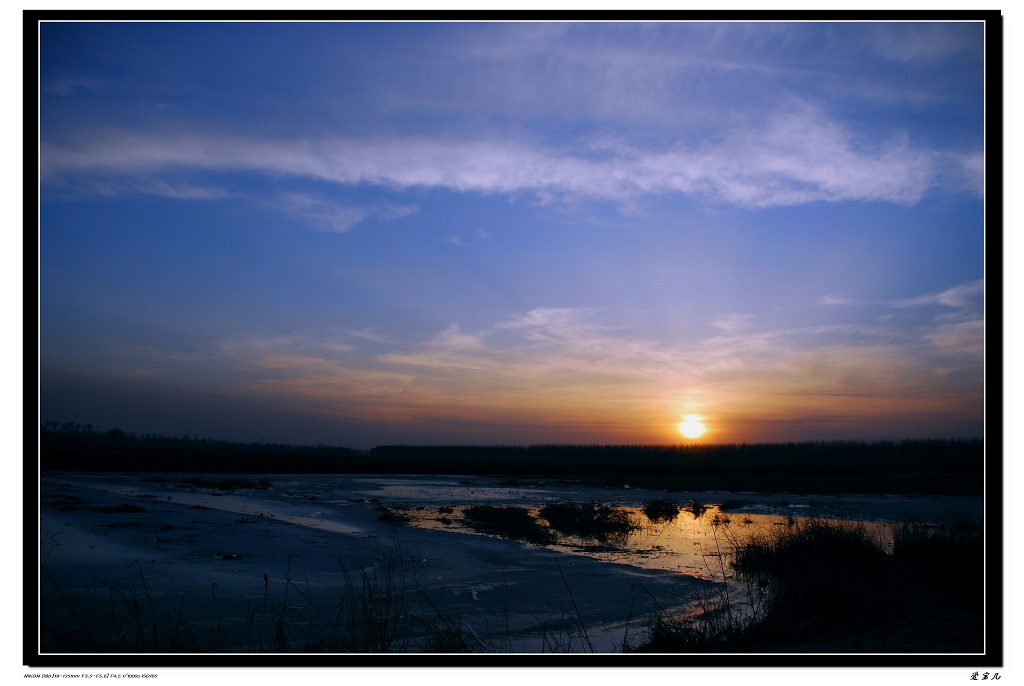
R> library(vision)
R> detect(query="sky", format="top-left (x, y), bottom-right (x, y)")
top-left (37, 20), bottom-right (989, 448)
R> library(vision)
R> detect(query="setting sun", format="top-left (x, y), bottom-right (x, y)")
top-left (678, 415), bottom-right (707, 439)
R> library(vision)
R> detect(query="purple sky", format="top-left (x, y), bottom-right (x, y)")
top-left (38, 20), bottom-right (989, 447)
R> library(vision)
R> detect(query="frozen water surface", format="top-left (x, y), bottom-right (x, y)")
top-left (37, 472), bottom-right (982, 654)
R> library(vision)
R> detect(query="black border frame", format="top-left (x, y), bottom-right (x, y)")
top-left (24, 9), bottom-right (1005, 670)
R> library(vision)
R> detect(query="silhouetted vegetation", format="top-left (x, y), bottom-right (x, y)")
top-left (632, 518), bottom-right (985, 653)
top-left (642, 499), bottom-right (682, 522)
top-left (538, 502), bottom-right (637, 542)
top-left (461, 506), bottom-right (553, 544)
top-left (39, 422), bottom-right (364, 474)
top-left (733, 520), bottom-right (890, 625)
top-left (682, 499), bottom-right (708, 518)
top-left (376, 507), bottom-right (412, 525)
top-left (39, 422), bottom-right (984, 496)
top-left (366, 440), bottom-right (985, 495)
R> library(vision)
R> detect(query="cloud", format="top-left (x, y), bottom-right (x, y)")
top-left (46, 176), bottom-right (231, 201)
top-left (276, 193), bottom-right (369, 233)
top-left (818, 294), bottom-right (857, 306)
top-left (926, 319), bottom-right (984, 357)
top-left (437, 22), bottom-right (957, 131)
top-left (714, 313), bottom-right (755, 333)
top-left (660, 105), bottom-right (940, 206)
top-left (40, 101), bottom-right (979, 209)
top-left (815, 280), bottom-right (985, 317)
top-left (346, 328), bottom-right (399, 345)
top-left (138, 180), bottom-right (230, 200)
top-left (445, 229), bottom-right (490, 247)
top-left (433, 324), bottom-right (488, 352)
top-left (90, 300), bottom-right (982, 445)
top-left (890, 280), bottom-right (984, 309)
top-left (936, 150), bottom-right (985, 198)
top-left (497, 307), bottom-right (601, 336)
top-left (43, 74), bottom-right (107, 97)
top-left (271, 192), bottom-right (418, 233)
top-left (869, 23), bottom-right (981, 64)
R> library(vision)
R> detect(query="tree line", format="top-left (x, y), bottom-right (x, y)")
top-left (38, 422), bottom-right (985, 494)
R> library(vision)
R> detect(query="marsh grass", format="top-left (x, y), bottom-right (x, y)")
top-left (633, 516), bottom-right (984, 652)
top-left (41, 536), bottom-right (493, 654)
top-left (891, 519), bottom-right (983, 566)
top-left (414, 591), bottom-right (475, 653)
top-left (642, 499), bottom-right (681, 523)
top-left (461, 505), bottom-right (554, 544)
top-left (631, 513), bottom-right (766, 652)
top-left (375, 506), bottom-right (412, 525)
top-left (732, 519), bottom-right (890, 631)
top-left (335, 544), bottom-right (415, 652)
top-left (537, 502), bottom-right (639, 545)
top-left (39, 478), bottom-right (984, 655)
top-left (682, 499), bottom-right (708, 519)
top-left (41, 561), bottom-right (207, 652)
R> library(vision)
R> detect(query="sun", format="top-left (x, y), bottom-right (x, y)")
top-left (678, 415), bottom-right (706, 439)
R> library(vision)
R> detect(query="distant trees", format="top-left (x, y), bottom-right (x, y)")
top-left (37, 424), bottom-right (984, 495)
top-left (39, 421), bottom-right (364, 474)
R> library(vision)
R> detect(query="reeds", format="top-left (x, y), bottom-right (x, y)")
top-left (631, 516), bottom-right (984, 652)
top-left (539, 502), bottom-right (638, 543)
top-left (41, 537), bottom-right (482, 653)
top-left (41, 540), bottom-right (606, 654)
top-left (41, 560), bottom-right (205, 652)
top-left (461, 505), bottom-right (554, 544)
top-left (642, 499), bottom-right (681, 523)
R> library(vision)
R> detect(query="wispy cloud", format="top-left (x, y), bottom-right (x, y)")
top-left (445, 229), bottom-right (490, 247)
top-left (818, 294), bottom-right (857, 306)
top-left (868, 23), bottom-right (981, 64)
top-left (40, 101), bottom-right (980, 209)
top-left (84, 293), bottom-right (983, 444)
top-left (714, 313), bottom-right (756, 333)
top-left (818, 280), bottom-right (984, 313)
top-left (496, 307), bottom-right (603, 338)
top-left (38, 22), bottom-right (985, 446)
top-left (43, 74), bottom-right (107, 96)
top-left (270, 192), bottom-right (418, 233)
top-left (890, 279), bottom-right (984, 309)
top-left (46, 176), bottom-right (231, 201)
top-left (926, 319), bottom-right (984, 357)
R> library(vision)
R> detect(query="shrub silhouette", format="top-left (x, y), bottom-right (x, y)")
top-left (538, 502), bottom-right (637, 542)
top-left (733, 520), bottom-right (889, 624)
top-left (642, 500), bottom-right (682, 523)
top-left (461, 506), bottom-right (553, 544)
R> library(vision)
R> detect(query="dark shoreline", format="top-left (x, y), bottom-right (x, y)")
top-left (38, 430), bottom-right (985, 496)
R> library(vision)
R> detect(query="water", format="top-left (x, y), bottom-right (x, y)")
top-left (37, 472), bottom-right (983, 653)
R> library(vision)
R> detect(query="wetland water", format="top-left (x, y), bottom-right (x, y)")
top-left (38, 472), bottom-right (983, 653)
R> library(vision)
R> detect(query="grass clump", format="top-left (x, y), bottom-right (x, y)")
top-left (461, 505), bottom-right (553, 544)
top-left (41, 561), bottom-right (209, 652)
top-left (635, 519), bottom-right (901, 652)
top-left (891, 519), bottom-right (983, 567)
top-left (682, 499), bottom-right (708, 519)
top-left (636, 516), bottom-right (985, 653)
top-left (732, 519), bottom-right (889, 626)
top-left (642, 499), bottom-right (682, 523)
top-left (539, 502), bottom-right (638, 542)
top-left (376, 507), bottom-right (412, 525)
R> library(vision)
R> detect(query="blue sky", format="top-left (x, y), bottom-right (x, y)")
top-left (38, 21), bottom-right (988, 447)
